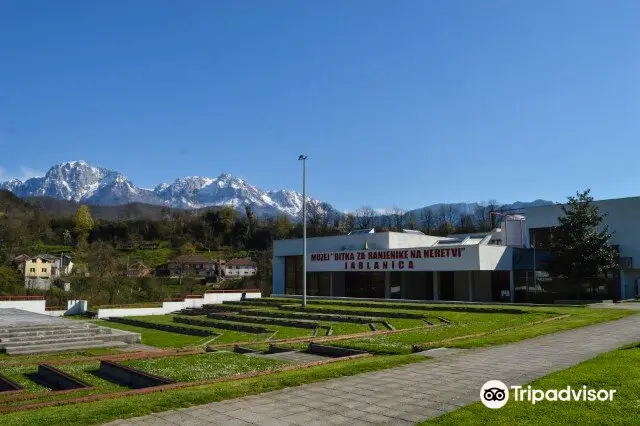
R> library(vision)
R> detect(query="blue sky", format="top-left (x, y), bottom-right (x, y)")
top-left (1, 1), bottom-right (640, 211)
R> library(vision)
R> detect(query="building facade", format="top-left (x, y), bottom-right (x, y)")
top-left (273, 196), bottom-right (637, 303)
top-left (523, 196), bottom-right (640, 300)
top-left (273, 230), bottom-right (517, 302)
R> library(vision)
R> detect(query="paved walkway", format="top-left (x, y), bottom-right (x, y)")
top-left (106, 314), bottom-right (640, 425)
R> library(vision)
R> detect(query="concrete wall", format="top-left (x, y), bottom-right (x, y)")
top-left (96, 291), bottom-right (261, 318)
top-left (0, 299), bottom-right (46, 313)
top-left (479, 245), bottom-right (513, 270)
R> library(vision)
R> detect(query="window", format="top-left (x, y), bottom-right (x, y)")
top-left (41, 268), bottom-right (47, 273)
top-left (30, 268), bottom-right (36, 273)
top-left (236, 266), bottom-right (240, 269)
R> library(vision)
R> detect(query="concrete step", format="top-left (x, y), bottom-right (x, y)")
top-left (0, 323), bottom-right (99, 334)
top-left (0, 328), bottom-right (112, 340)
top-left (0, 333), bottom-right (127, 349)
top-left (6, 340), bottom-right (130, 356)
top-left (0, 329), bottom-right (113, 343)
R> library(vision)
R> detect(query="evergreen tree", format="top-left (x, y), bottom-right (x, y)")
top-left (547, 189), bottom-right (619, 299)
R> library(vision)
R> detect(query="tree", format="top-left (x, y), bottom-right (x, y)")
top-left (420, 208), bottom-right (436, 234)
top-left (390, 206), bottom-right (406, 231)
top-left (355, 206), bottom-right (376, 229)
top-left (179, 242), bottom-right (197, 255)
top-left (546, 189), bottom-right (619, 300)
top-left (62, 229), bottom-right (73, 246)
top-left (73, 205), bottom-right (94, 242)
top-left (86, 241), bottom-right (121, 303)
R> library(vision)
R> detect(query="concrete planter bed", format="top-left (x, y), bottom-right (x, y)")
top-left (278, 306), bottom-right (425, 319)
top-left (307, 343), bottom-right (368, 357)
top-left (307, 300), bottom-right (526, 315)
top-left (222, 300), bottom-right (286, 308)
top-left (178, 308), bottom-right (206, 316)
top-left (0, 373), bottom-right (23, 393)
top-left (33, 364), bottom-right (92, 391)
top-left (267, 344), bottom-right (296, 354)
top-left (237, 309), bottom-right (376, 324)
top-left (106, 317), bottom-right (216, 337)
top-left (200, 304), bottom-right (243, 313)
top-left (98, 360), bottom-right (175, 389)
top-left (173, 316), bottom-right (271, 334)
top-left (232, 346), bottom-right (261, 354)
top-left (206, 313), bottom-right (318, 329)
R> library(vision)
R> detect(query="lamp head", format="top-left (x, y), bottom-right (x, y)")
top-left (298, 155), bottom-right (307, 160)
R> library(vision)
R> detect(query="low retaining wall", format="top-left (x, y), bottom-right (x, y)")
top-left (0, 297), bottom-right (46, 314)
top-left (0, 373), bottom-right (23, 393)
top-left (175, 316), bottom-right (271, 334)
top-left (279, 306), bottom-right (425, 319)
top-left (96, 291), bottom-right (262, 318)
top-left (35, 365), bottom-right (91, 391)
top-left (106, 317), bottom-right (216, 337)
top-left (98, 360), bottom-right (174, 389)
top-left (206, 313), bottom-right (318, 329)
top-left (307, 343), bottom-right (368, 357)
top-left (238, 309), bottom-right (375, 324)
top-left (305, 300), bottom-right (526, 314)
top-left (275, 294), bottom-right (588, 309)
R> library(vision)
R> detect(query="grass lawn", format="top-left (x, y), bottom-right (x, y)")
top-left (322, 308), bottom-right (631, 354)
top-left (94, 319), bottom-right (213, 348)
top-left (0, 347), bottom-right (121, 365)
top-left (0, 354), bottom-right (423, 426)
top-left (426, 342), bottom-right (640, 425)
top-left (122, 352), bottom-right (290, 382)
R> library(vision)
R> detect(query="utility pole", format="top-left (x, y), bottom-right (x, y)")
top-left (298, 155), bottom-right (308, 308)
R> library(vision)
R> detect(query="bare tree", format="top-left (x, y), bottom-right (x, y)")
top-left (343, 213), bottom-right (357, 233)
top-left (355, 206), bottom-right (376, 229)
top-left (306, 201), bottom-right (325, 237)
top-left (390, 206), bottom-right (406, 231)
top-left (405, 211), bottom-right (417, 230)
top-left (381, 209), bottom-right (393, 231)
top-left (421, 208), bottom-right (436, 234)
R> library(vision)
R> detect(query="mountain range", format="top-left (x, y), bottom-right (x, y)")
top-left (0, 161), bottom-right (312, 218)
top-left (0, 161), bottom-right (553, 220)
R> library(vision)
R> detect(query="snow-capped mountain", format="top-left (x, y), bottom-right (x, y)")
top-left (0, 161), bottom-right (319, 217)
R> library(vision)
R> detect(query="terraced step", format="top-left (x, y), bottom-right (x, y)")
top-left (6, 340), bottom-right (130, 356)
top-left (0, 323), bottom-right (99, 334)
top-left (0, 332), bottom-right (118, 348)
top-left (0, 327), bottom-right (112, 340)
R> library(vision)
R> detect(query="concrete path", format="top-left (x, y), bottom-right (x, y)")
top-left (105, 314), bottom-right (640, 426)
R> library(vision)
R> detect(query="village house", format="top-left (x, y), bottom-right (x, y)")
top-left (167, 254), bottom-right (218, 278)
top-left (224, 258), bottom-right (258, 277)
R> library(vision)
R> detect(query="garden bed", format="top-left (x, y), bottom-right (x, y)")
top-left (173, 316), bottom-right (272, 334)
top-left (106, 317), bottom-right (217, 337)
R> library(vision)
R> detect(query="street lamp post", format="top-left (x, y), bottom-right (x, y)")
top-left (298, 154), bottom-right (308, 308)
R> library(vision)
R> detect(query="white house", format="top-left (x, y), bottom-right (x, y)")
top-left (224, 258), bottom-right (258, 277)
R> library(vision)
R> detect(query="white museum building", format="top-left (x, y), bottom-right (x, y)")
top-left (272, 196), bottom-right (640, 303)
